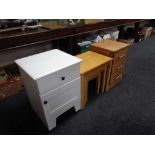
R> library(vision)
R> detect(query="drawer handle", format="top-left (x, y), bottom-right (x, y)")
top-left (44, 101), bottom-right (48, 105)
top-left (116, 74), bottom-right (122, 80)
top-left (118, 54), bottom-right (126, 59)
top-left (117, 65), bottom-right (123, 69)
top-left (61, 77), bottom-right (65, 80)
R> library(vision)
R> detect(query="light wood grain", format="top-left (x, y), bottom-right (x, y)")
top-left (91, 40), bottom-right (129, 91)
top-left (76, 51), bottom-right (112, 74)
top-left (76, 51), bottom-right (112, 108)
top-left (92, 40), bottom-right (129, 52)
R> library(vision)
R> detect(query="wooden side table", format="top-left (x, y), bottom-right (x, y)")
top-left (76, 51), bottom-right (112, 109)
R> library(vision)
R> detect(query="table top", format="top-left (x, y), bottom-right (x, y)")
top-left (15, 49), bottom-right (81, 80)
top-left (76, 51), bottom-right (112, 75)
top-left (92, 40), bottom-right (129, 52)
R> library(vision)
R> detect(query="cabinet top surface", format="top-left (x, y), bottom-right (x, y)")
top-left (15, 49), bottom-right (81, 80)
top-left (92, 40), bottom-right (129, 52)
top-left (76, 51), bottom-right (112, 74)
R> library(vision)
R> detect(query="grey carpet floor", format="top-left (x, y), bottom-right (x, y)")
top-left (0, 36), bottom-right (155, 135)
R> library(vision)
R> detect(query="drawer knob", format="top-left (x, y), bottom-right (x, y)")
top-left (61, 77), bottom-right (65, 80)
top-left (44, 101), bottom-right (48, 105)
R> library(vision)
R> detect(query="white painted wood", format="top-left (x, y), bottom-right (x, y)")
top-left (45, 99), bottom-right (81, 130)
top-left (15, 49), bottom-right (81, 80)
top-left (20, 68), bottom-right (48, 127)
top-left (41, 78), bottom-right (81, 130)
top-left (41, 77), bottom-right (80, 114)
top-left (37, 63), bottom-right (80, 95)
top-left (15, 49), bottom-right (81, 131)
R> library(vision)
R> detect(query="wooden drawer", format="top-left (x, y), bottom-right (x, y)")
top-left (113, 47), bottom-right (128, 64)
top-left (113, 55), bottom-right (127, 67)
top-left (111, 64), bottom-right (124, 75)
top-left (37, 63), bottom-right (80, 95)
top-left (40, 77), bottom-right (80, 113)
top-left (110, 73), bottom-right (123, 85)
top-left (91, 46), bottom-right (114, 57)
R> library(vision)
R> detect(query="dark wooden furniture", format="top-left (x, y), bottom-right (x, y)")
top-left (0, 27), bottom-right (73, 52)
top-left (0, 20), bottom-right (149, 69)
top-left (0, 20), bottom-right (148, 53)
top-left (91, 40), bottom-right (129, 91)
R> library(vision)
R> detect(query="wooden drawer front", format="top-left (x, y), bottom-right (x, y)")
top-left (111, 64), bottom-right (124, 75)
top-left (37, 63), bottom-right (80, 95)
top-left (40, 77), bottom-right (80, 113)
top-left (110, 73), bottom-right (123, 85)
top-left (113, 47), bottom-right (128, 64)
top-left (91, 46), bottom-right (114, 57)
top-left (113, 54), bottom-right (127, 67)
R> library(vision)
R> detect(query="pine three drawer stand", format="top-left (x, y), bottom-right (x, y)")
top-left (91, 40), bottom-right (129, 91)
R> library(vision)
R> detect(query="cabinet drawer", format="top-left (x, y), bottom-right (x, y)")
top-left (91, 46), bottom-right (114, 57)
top-left (40, 77), bottom-right (80, 113)
top-left (113, 55), bottom-right (127, 67)
top-left (113, 47), bottom-right (128, 64)
top-left (110, 73), bottom-right (123, 85)
top-left (37, 63), bottom-right (80, 95)
top-left (111, 64), bottom-right (124, 75)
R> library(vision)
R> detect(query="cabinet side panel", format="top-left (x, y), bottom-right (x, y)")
top-left (20, 68), bottom-right (48, 127)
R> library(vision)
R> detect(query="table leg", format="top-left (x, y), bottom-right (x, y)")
top-left (100, 67), bottom-right (107, 93)
top-left (105, 61), bottom-right (112, 92)
top-left (84, 79), bottom-right (88, 105)
top-left (96, 73), bottom-right (101, 94)
top-left (81, 75), bottom-right (87, 109)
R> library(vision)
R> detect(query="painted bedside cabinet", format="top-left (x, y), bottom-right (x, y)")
top-left (15, 49), bottom-right (82, 131)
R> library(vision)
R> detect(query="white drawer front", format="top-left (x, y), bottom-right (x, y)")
top-left (37, 63), bottom-right (80, 95)
top-left (40, 77), bottom-right (80, 113)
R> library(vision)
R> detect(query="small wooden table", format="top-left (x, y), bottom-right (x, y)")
top-left (76, 51), bottom-right (113, 109)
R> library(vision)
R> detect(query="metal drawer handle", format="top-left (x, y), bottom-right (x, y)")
top-left (116, 74), bottom-right (122, 80)
top-left (117, 65), bottom-right (123, 69)
top-left (61, 77), bottom-right (65, 80)
top-left (44, 101), bottom-right (48, 105)
top-left (118, 54), bottom-right (126, 59)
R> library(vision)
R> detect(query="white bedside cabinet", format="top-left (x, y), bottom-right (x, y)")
top-left (15, 49), bottom-right (82, 131)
